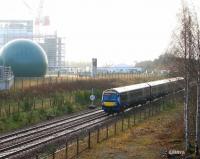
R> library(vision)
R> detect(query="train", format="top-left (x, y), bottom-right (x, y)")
top-left (101, 77), bottom-right (184, 113)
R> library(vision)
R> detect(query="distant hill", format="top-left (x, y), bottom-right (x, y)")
top-left (135, 53), bottom-right (179, 73)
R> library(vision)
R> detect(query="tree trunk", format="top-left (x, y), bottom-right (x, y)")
top-left (196, 74), bottom-right (200, 155)
top-left (184, 74), bottom-right (189, 151)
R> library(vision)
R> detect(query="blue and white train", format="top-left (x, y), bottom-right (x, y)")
top-left (101, 77), bottom-right (184, 113)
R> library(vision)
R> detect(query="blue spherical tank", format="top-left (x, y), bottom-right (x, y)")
top-left (0, 39), bottom-right (48, 77)
top-left (0, 54), bottom-right (2, 66)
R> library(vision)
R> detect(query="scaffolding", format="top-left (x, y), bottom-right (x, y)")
top-left (0, 66), bottom-right (14, 90)
top-left (0, 20), bottom-right (65, 68)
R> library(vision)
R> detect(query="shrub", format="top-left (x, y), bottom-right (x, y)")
top-left (22, 98), bottom-right (33, 112)
top-left (74, 90), bottom-right (90, 105)
top-left (12, 113), bottom-right (21, 122)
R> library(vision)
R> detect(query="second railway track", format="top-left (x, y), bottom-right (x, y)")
top-left (0, 108), bottom-right (108, 159)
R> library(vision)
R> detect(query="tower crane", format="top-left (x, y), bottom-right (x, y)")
top-left (22, 0), bottom-right (49, 35)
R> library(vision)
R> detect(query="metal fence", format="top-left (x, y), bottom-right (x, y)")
top-left (10, 73), bottom-right (163, 91)
top-left (0, 90), bottom-right (99, 119)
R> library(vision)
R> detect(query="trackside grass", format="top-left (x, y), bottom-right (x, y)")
top-left (40, 95), bottom-right (183, 159)
top-left (77, 101), bottom-right (184, 159)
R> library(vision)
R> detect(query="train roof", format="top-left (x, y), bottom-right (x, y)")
top-left (147, 79), bottom-right (170, 86)
top-left (103, 77), bottom-right (184, 94)
top-left (105, 83), bottom-right (150, 94)
top-left (147, 77), bottom-right (184, 86)
top-left (167, 77), bottom-right (183, 82)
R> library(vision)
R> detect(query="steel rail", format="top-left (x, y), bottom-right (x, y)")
top-left (0, 108), bottom-right (100, 141)
top-left (0, 114), bottom-right (114, 159)
top-left (0, 112), bottom-right (106, 153)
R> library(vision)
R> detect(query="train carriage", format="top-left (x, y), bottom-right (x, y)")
top-left (102, 83), bottom-right (150, 113)
top-left (148, 79), bottom-right (171, 98)
top-left (101, 77), bottom-right (184, 114)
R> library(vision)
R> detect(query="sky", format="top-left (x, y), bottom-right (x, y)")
top-left (0, 0), bottom-right (197, 66)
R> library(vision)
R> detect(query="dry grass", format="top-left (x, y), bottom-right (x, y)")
top-left (78, 103), bottom-right (184, 159)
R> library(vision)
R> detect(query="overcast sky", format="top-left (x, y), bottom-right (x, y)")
top-left (0, 0), bottom-right (198, 66)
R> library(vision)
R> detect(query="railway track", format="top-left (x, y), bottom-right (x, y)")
top-left (0, 108), bottom-right (110, 159)
top-left (0, 108), bottom-right (99, 141)
top-left (0, 93), bottom-right (181, 159)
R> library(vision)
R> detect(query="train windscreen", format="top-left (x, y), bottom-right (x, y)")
top-left (103, 93), bottom-right (117, 101)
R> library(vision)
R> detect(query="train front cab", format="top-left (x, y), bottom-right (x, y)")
top-left (101, 90), bottom-right (121, 113)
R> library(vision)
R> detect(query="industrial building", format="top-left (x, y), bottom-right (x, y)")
top-left (0, 20), bottom-right (65, 68)
top-left (98, 66), bottom-right (143, 73)
top-left (0, 66), bottom-right (14, 90)
top-left (0, 39), bottom-right (48, 77)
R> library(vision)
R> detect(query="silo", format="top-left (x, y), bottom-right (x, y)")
top-left (0, 55), bottom-right (2, 66)
top-left (0, 39), bottom-right (48, 77)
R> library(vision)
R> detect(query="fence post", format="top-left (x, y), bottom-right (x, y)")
top-left (106, 125), bottom-right (109, 139)
top-left (159, 99), bottom-right (162, 112)
top-left (14, 77), bottom-right (16, 91)
top-left (52, 151), bottom-right (55, 159)
top-left (33, 99), bottom-right (36, 110)
top-left (88, 130), bottom-right (91, 149)
top-left (148, 103), bottom-right (151, 118)
top-left (114, 122), bottom-right (117, 135)
top-left (42, 99), bottom-right (44, 109)
top-left (134, 112), bottom-right (136, 125)
top-left (128, 116), bottom-right (130, 128)
top-left (97, 128), bottom-right (100, 143)
top-left (0, 103), bottom-right (2, 118)
top-left (18, 101), bottom-right (20, 113)
top-left (29, 78), bottom-right (31, 88)
top-left (158, 98), bottom-right (162, 113)
top-left (77, 136), bottom-right (79, 156)
top-left (8, 103), bottom-right (11, 116)
top-left (65, 142), bottom-right (68, 159)
top-left (162, 98), bottom-right (165, 111)
top-left (152, 103), bottom-right (154, 116)
top-left (155, 101), bottom-right (158, 113)
top-left (50, 99), bottom-right (52, 107)
top-left (22, 79), bottom-right (24, 90)
top-left (43, 77), bottom-right (45, 85)
top-left (37, 78), bottom-right (39, 88)
top-left (122, 118), bottom-right (124, 131)
top-left (35, 154), bottom-right (39, 159)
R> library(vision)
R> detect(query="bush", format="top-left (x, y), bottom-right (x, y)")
top-left (66, 104), bottom-right (74, 113)
top-left (12, 113), bottom-right (21, 122)
top-left (74, 90), bottom-right (90, 105)
top-left (22, 98), bottom-right (33, 112)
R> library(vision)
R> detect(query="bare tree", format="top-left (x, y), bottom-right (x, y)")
top-left (171, 1), bottom-right (196, 151)
top-left (194, 11), bottom-right (200, 156)
top-left (171, 1), bottom-right (200, 154)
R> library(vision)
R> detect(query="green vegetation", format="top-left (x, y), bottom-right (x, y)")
top-left (135, 53), bottom-right (178, 75)
top-left (0, 90), bottom-right (102, 133)
top-left (0, 76), bottom-right (164, 133)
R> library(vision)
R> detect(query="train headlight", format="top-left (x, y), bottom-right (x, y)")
top-left (103, 102), bottom-right (117, 107)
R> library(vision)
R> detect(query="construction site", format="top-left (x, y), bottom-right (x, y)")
top-left (0, 19), bottom-right (65, 68)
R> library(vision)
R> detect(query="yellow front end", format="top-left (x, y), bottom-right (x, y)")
top-left (103, 102), bottom-right (117, 107)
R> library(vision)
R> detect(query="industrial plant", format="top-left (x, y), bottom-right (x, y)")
top-left (0, 20), bottom-right (65, 68)
top-left (0, 39), bottom-right (48, 77)
top-left (0, 1), bottom-right (66, 89)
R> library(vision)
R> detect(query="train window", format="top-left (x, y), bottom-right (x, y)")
top-left (120, 93), bottom-right (127, 102)
top-left (130, 89), bottom-right (142, 97)
top-left (103, 93), bottom-right (117, 101)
